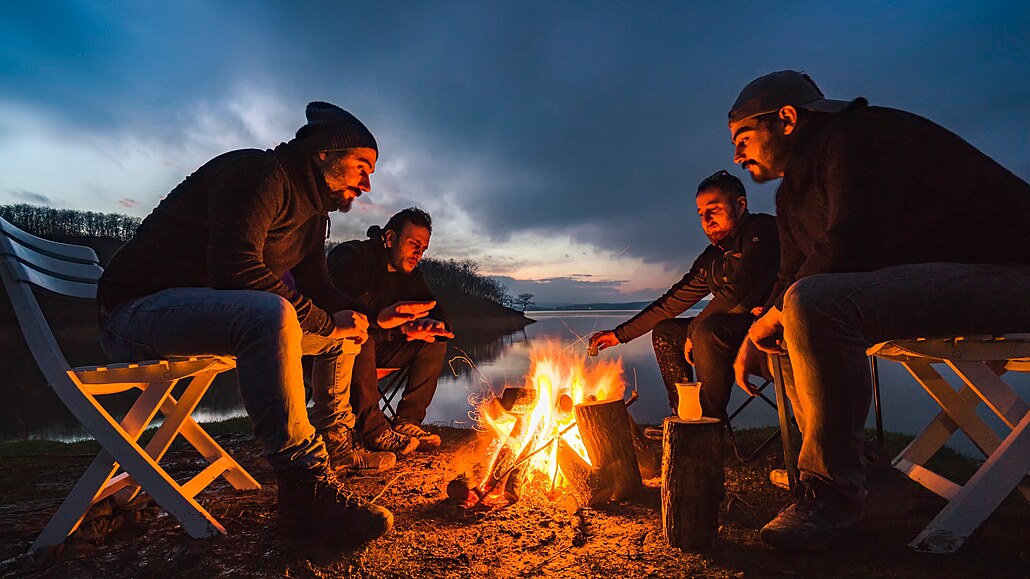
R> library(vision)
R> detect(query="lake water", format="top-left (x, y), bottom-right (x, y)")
top-left (9, 309), bottom-right (1027, 459)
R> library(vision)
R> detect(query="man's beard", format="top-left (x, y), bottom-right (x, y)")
top-left (326, 190), bottom-right (354, 212)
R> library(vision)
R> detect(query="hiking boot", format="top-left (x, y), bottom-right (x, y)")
top-left (275, 461), bottom-right (392, 549)
top-left (369, 427), bottom-right (419, 455)
top-left (759, 479), bottom-right (864, 551)
top-left (321, 427), bottom-right (396, 474)
top-left (393, 422), bottom-right (442, 450)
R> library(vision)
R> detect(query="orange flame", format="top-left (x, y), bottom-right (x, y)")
top-left (475, 341), bottom-right (626, 500)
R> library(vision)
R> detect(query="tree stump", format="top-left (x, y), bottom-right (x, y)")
top-left (661, 416), bottom-right (725, 551)
top-left (574, 398), bottom-right (642, 500)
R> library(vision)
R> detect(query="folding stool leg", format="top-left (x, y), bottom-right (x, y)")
top-left (771, 354), bottom-right (799, 489)
top-left (903, 362), bottom-right (1002, 457)
top-left (910, 410), bottom-right (1030, 554)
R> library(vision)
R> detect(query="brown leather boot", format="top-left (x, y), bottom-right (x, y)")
top-left (275, 461), bottom-right (392, 548)
top-left (321, 427), bottom-right (397, 474)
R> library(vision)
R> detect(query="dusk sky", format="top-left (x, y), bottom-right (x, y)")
top-left (2, 1), bottom-right (1028, 305)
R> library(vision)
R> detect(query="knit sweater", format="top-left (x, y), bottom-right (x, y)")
top-left (768, 99), bottom-right (1030, 309)
top-left (97, 140), bottom-right (355, 336)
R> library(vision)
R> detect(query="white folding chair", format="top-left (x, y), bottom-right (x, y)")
top-left (0, 216), bottom-right (259, 552)
top-left (868, 334), bottom-right (1030, 553)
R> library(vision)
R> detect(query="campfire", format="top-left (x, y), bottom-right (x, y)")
top-left (448, 343), bottom-right (659, 509)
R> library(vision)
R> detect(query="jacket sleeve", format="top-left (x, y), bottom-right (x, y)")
top-left (326, 241), bottom-right (378, 318)
top-left (614, 253), bottom-right (711, 343)
top-left (205, 159), bottom-right (335, 335)
top-left (292, 223), bottom-right (358, 321)
top-left (766, 215), bottom-right (805, 311)
top-left (707, 216), bottom-right (780, 314)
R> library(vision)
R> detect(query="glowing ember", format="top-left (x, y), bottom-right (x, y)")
top-left (472, 342), bottom-right (626, 503)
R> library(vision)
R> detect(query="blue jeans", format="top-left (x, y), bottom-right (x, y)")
top-left (778, 263), bottom-right (1030, 497)
top-left (99, 288), bottom-right (359, 471)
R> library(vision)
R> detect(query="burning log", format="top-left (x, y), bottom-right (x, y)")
top-left (556, 439), bottom-right (612, 507)
top-left (661, 417), bottom-right (725, 551)
top-left (573, 398), bottom-right (642, 500)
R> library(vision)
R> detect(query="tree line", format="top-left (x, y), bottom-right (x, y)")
top-left (4, 203), bottom-right (520, 309)
top-left (0, 204), bottom-right (141, 241)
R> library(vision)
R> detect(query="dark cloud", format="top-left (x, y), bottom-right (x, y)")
top-left (4, 1), bottom-right (1028, 300)
top-left (8, 188), bottom-right (58, 206)
top-left (117, 198), bottom-right (137, 208)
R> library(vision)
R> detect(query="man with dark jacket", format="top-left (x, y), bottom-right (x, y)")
top-left (728, 71), bottom-right (1030, 551)
top-left (327, 208), bottom-right (453, 453)
top-left (588, 171), bottom-right (779, 422)
top-left (96, 102), bottom-right (427, 550)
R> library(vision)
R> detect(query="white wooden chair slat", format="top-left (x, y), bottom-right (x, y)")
top-left (9, 261), bottom-right (98, 299)
top-left (0, 218), bottom-right (258, 552)
top-left (869, 333), bottom-right (1030, 553)
top-left (0, 237), bottom-right (104, 282)
top-left (0, 216), bottom-right (99, 264)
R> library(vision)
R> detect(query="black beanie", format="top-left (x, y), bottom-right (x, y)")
top-left (296, 101), bottom-right (378, 153)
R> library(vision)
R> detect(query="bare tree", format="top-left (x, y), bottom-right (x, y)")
top-left (515, 293), bottom-right (535, 312)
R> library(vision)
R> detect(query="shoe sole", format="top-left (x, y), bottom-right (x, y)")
top-left (414, 435), bottom-right (442, 450)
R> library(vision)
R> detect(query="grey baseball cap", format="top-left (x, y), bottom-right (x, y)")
top-left (728, 70), bottom-right (852, 124)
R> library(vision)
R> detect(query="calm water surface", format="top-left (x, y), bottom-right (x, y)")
top-left (12, 310), bottom-right (1028, 459)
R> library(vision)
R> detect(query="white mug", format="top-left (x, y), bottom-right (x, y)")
top-left (675, 382), bottom-right (703, 421)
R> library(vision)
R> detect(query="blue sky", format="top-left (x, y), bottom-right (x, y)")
top-left (2, 1), bottom-right (1028, 305)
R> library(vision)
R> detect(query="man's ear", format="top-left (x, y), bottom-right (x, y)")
top-left (383, 229), bottom-right (396, 248)
top-left (779, 106), bottom-right (798, 135)
top-left (737, 195), bottom-right (748, 214)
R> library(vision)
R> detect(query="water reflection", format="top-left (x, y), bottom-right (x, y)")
top-left (5, 306), bottom-right (1028, 459)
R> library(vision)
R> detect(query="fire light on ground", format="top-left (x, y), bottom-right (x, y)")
top-left (457, 342), bottom-right (627, 506)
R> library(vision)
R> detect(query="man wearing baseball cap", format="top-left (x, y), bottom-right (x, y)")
top-left (97, 101), bottom-right (425, 550)
top-left (727, 71), bottom-right (1030, 550)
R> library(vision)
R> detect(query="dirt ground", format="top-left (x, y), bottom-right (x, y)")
top-left (1, 424), bottom-right (1028, 578)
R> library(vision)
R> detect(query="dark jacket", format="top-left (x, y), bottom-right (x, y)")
top-left (768, 99), bottom-right (1030, 309)
top-left (97, 140), bottom-right (355, 336)
top-left (614, 211), bottom-right (779, 343)
top-left (326, 231), bottom-right (450, 338)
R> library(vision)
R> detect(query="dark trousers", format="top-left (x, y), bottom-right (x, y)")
top-left (351, 330), bottom-right (448, 439)
top-left (651, 313), bottom-right (754, 421)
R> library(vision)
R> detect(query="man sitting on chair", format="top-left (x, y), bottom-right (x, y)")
top-left (588, 171), bottom-right (779, 423)
top-left (95, 102), bottom-right (430, 550)
top-left (328, 207), bottom-right (453, 454)
top-left (727, 70), bottom-right (1030, 551)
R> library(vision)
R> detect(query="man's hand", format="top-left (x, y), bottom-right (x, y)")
top-left (683, 337), bottom-right (694, 366)
top-left (331, 310), bottom-right (369, 344)
top-left (748, 306), bottom-right (785, 354)
top-left (401, 318), bottom-right (454, 342)
top-left (733, 338), bottom-right (772, 396)
top-left (377, 300), bottom-right (436, 329)
top-left (589, 330), bottom-right (620, 352)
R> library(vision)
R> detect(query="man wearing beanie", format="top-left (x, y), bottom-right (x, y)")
top-left (96, 101), bottom-right (424, 550)
top-left (727, 71), bottom-right (1030, 550)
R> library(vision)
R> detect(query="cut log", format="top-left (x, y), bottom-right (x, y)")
top-left (556, 438), bottom-right (612, 507)
top-left (661, 416), bottom-right (725, 551)
top-left (627, 414), bottom-right (662, 479)
top-left (574, 398), bottom-right (642, 500)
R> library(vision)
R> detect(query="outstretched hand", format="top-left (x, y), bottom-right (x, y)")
top-left (588, 330), bottom-right (620, 352)
top-left (401, 318), bottom-right (454, 342)
top-left (377, 300), bottom-right (436, 329)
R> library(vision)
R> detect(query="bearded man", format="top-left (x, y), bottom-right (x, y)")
top-left (727, 70), bottom-right (1030, 550)
top-left (589, 170), bottom-right (778, 423)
